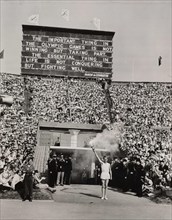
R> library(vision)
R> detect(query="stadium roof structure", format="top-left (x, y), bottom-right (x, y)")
top-left (39, 121), bottom-right (104, 131)
top-left (111, 81), bottom-right (172, 84)
top-left (22, 24), bottom-right (115, 39)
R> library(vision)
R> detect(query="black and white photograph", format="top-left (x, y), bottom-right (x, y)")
top-left (0, 0), bottom-right (171, 219)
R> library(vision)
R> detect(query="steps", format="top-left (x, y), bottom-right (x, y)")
top-left (33, 145), bottom-right (50, 173)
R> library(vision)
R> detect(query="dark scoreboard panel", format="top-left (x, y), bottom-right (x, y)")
top-left (21, 25), bottom-right (115, 79)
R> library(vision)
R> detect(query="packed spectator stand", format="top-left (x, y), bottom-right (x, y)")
top-left (0, 72), bottom-right (171, 197)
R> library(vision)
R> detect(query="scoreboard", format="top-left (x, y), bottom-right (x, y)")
top-left (21, 25), bottom-right (115, 79)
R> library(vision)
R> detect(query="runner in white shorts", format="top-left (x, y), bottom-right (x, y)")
top-left (91, 146), bottom-right (112, 200)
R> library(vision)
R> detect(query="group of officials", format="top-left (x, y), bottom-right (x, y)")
top-left (47, 153), bottom-right (72, 188)
top-left (111, 157), bottom-right (146, 197)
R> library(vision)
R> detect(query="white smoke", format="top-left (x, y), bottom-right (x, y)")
top-left (70, 123), bottom-right (124, 182)
top-left (89, 122), bottom-right (124, 153)
top-left (72, 149), bottom-right (94, 182)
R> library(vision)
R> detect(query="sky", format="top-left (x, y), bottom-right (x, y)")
top-left (0, 0), bottom-right (171, 82)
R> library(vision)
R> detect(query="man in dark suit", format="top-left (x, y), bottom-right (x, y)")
top-left (47, 154), bottom-right (58, 188)
top-left (121, 158), bottom-right (129, 192)
top-left (135, 158), bottom-right (145, 197)
top-left (111, 157), bottom-right (121, 188)
top-left (127, 157), bottom-right (136, 192)
top-left (64, 155), bottom-right (72, 185)
top-left (22, 157), bottom-right (35, 202)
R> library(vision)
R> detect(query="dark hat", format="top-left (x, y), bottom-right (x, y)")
top-left (0, 168), bottom-right (4, 174)
top-left (136, 158), bottom-right (141, 163)
top-left (123, 158), bottom-right (128, 162)
top-left (28, 156), bottom-right (34, 161)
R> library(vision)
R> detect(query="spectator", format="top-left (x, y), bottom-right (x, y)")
top-left (0, 168), bottom-right (13, 191)
top-left (0, 156), bottom-right (5, 169)
top-left (11, 169), bottom-right (25, 199)
top-left (33, 170), bottom-right (56, 193)
top-left (54, 137), bottom-right (60, 146)
top-left (11, 169), bottom-right (24, 190)
top-left (143, 172), bottom-right (154, 196)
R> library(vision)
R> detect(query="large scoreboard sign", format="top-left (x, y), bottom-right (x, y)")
top-left (21, 25), bottom-right (115, 79)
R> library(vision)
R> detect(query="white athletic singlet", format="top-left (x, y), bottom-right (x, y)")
top-left (100, 162), bottom-right (110, 180)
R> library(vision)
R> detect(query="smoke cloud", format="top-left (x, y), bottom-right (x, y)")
top-left (72, 149), bottom-right (94, 183)
top-left (70, 123), bottom-right (124, 183)
top-left (89, 122), bottom-right (124, 154)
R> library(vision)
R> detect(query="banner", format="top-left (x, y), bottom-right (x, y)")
top-left (28, 14), bottom-right (39, 25)
top-left (61, 9), bottom-right (69, 22)
top-left (93, 17), bottom-right (100, 30)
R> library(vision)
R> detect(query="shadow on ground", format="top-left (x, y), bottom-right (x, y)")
top-left (79, 192), bottom-right (100, 198)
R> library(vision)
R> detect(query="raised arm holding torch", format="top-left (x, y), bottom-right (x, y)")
top-left (91, 145), bottom-right (103, 164)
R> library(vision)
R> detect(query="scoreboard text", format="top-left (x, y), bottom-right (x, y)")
top-left (21, 25), bottom-right (115, 79)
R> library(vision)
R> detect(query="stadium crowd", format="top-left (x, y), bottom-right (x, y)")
top-left (109, 82), bottom-right (172, 195)
top-left (0, 73), bottom-right (171, 198)
top-left (110, 82), bottom-right (171, 127)
top-left (0, 73), bottom-right (36, 163)
top-left (24, 76), bottom-right (109, 124)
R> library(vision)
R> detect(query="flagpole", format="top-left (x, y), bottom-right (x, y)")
top-left (132, 58), bottom-right (135, 82)
top-left (0, 49), bottom-right (4, 59)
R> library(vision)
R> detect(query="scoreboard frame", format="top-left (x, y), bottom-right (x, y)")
top-left (21, 25), bottom-right (115, 79)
